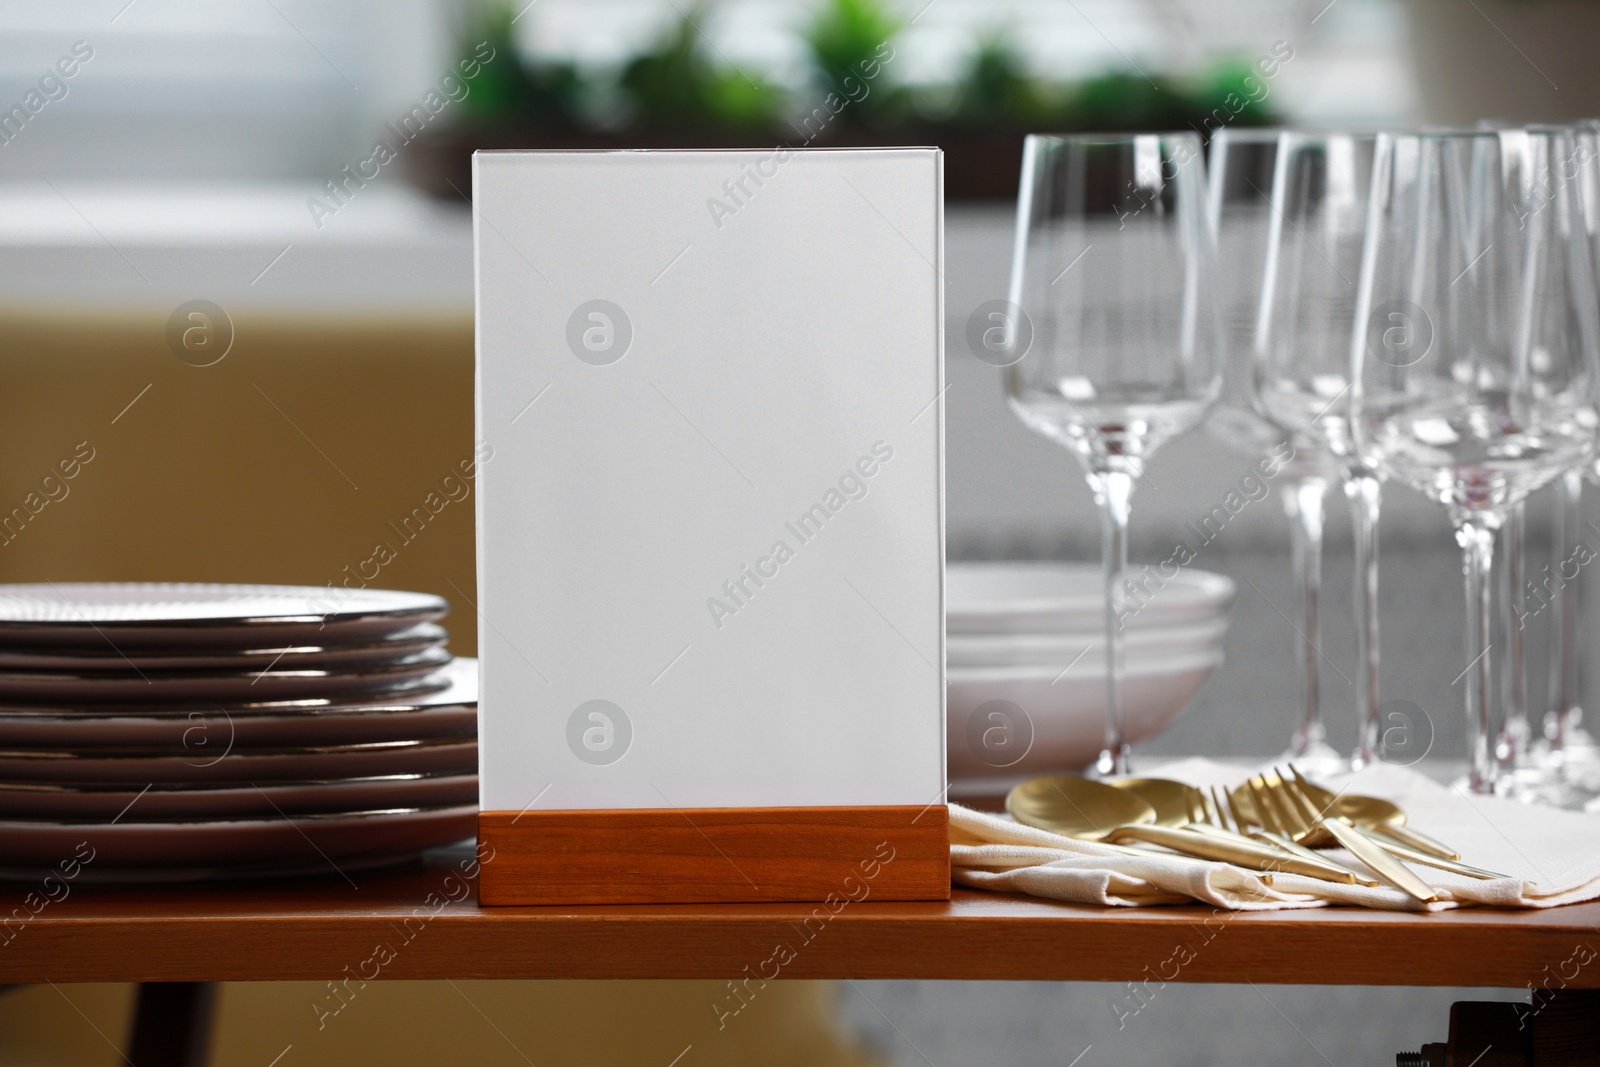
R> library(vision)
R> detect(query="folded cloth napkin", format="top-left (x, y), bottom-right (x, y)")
top-left (952, 757), bottom-right (1600, 912)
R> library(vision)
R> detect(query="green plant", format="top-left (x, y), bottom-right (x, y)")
top-left (1186, 59), bottom-right (1280, 130)
top-left (801, 0), bottom-right (904, 124)
top-left (456, 2), bottom-right (584, 129)
top-left (619, 7), bottom-right (782, 130)
top-left (443, 1), bottom-right (1283, 141)
top-left (1062, 71), bottom-right (1196, 132)
top-left (949, 31), bottom-right (1058, 128)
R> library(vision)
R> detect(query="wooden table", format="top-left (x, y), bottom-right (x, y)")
top-left (8, 849), bottom-right (1599, 1065)
top-left (6, 850), bottom-right (1597, 989)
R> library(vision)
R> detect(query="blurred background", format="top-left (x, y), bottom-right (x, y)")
top-left (2, 0), bottom-right (1595, 1063)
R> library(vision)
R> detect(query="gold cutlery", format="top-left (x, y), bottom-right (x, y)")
top-left (1235, 771), bottom-right (1440, 908)
top-left (1006, 776), bottom-right (1352, 883)
top-left (1286, 765), bottom-right (1459, 860)
top-left (1205, 784), bottom-right (1378, 887)
top-left (1228, 768), bottom-right (1460, 860)
top-left (1248, 772), bottom-right (1439, 903)
top-left (1107, 777), bottom-right (1374, 886)
top-left (1275, 767), bottom-right (1511, 882)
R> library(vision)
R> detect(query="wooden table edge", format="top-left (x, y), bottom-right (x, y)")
top-left (5, 884), bottom-right (1597, 987)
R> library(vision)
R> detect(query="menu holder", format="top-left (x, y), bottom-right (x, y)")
top-left (472, 148), bottom-right (948, 905)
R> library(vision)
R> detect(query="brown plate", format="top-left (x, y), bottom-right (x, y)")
top-left (0, 657), bottom-right (476, 749)
top-left (0, 773), bottom-right (479, 820)
top-left (0, 737), bottom-right (477, 784)
top-left (0, 622), bottom-right (447, 672)
top-left (0, 647), bottom-right (452, 704)
top-left (0, 804), bottom-right (477, 869)
top-left (0, 582), bottom-right (447, 648)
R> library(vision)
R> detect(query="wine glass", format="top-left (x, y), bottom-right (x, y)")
top-left (1006, 132), bottom-right (1223, 775)
top-left (1352, 128), bottom-right (1600, 794)
top-left (1538, 119), bottom-right (1600, 804)
top-left (1208, 127), bottom-right (1344, 771)
top-left (1254, 131), bottom-right (1384, 768)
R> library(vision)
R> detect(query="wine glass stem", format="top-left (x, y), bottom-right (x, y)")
top-left (1347, 472), bottom-right (1382, 766)
top-left (1283, 475), bottom-right (1327, 755)
top-left (1499, 501), bottom-right (1528, 766)
top-left (1457, 518), bottom-right (1499, 794)
top-left (1092, 468), bottom-right (1134, 776)
top-left (1548, 469), bottom-right (1583, 752)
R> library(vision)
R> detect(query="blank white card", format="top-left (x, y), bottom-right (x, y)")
top-left (474, 148), bottom-right (944, 812)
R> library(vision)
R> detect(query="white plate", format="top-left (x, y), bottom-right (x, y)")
top-left (0, 737), bottom-right (477, 784)
top-left (946, 648), bottom-right (1223, 780)
top-left (946, 615), bottom-right (1228, 668)
top-left (0, 583), bottom-right (448, 648)
top-left (0, 647), bottom-right (451, 704)
top-left (947, 563), bottom-right (1235, 634)
top-left (0, 804), bottom-right (477, 869)
top-left (0, 773), bottom-right (479, 820)
top-left (0, 622), bottom-right (446, 672)
top-left (0, 657), bottom-right (477, 749)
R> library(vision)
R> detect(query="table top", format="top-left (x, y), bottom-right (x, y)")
top-left (4, 849), bottom-right (1596, 987)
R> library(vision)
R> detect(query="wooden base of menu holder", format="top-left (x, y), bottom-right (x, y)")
top-left (477, 804), bottom-right (950, 906)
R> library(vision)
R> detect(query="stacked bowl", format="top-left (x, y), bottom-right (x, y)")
top-left (0, 583), bottom-right (477, 881)
top-left (947, 562), bottom-right (1234, 792)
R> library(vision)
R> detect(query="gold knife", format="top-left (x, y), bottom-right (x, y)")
top-left (1316, 817), bottom-right (1439, 903)
top-left (1107, 824), bottom-right (1365, 884)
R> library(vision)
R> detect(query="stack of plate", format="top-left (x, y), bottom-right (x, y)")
top-left (947, 562), bottom-right (1234, 788)
top-left (0, 583), bottom-right (477, 881)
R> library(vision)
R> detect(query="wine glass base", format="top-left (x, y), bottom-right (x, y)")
top-left (1505, 727), bottom-right (1600, 808)
top-left (1498, 766), bottom-right (1594, 809)
top-left (1281, 740), bottom-right (1347, 779)
top-left (1448, 773), bottom-right (1501, 797)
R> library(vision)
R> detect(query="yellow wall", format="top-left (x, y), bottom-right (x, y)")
top-left (0, 980), bottom-right (878, 1067)
top-left (0, 312), bottom-right (872, 1066)
top-left (0, 312), bottom-right (480, 654)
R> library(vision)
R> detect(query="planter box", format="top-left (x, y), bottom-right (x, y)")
top-left (409, 124), bottom-right (1029, 202)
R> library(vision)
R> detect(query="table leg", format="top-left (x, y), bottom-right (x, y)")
top-left (1396, 991), bottom-right (1600, 1066)
top-left (127, 982), bottom-right (217, 1067)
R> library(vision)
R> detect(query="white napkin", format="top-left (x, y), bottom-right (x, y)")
top-left (952, 757), bottom-right (1600, 912)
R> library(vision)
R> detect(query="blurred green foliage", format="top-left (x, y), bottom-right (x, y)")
top-left (456, 3), bottom-right (585, 129)
top-left (620, 6), bottom-right (784, 129)
top-left (802, 0), bottom-right (908, 125)
top-left (948, 32), bottom-right (1060, 129)
top-left (454, 0), bottom-right (1282, 137)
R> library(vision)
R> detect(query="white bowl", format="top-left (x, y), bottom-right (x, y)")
top-left (947, 562), bottom-right (1235, 634)
top-left (946, 647), bottom-right (1223, 781)
top-left (946, 615), bottom-right (1228, 669)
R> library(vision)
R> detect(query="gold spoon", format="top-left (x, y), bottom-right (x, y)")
top-left (1105, 777), bottom-right (1204, 826)
top-left (1004, 775), bottom-right (1224, 867)
top-left (1007, 775), bottom-right (1155, 840)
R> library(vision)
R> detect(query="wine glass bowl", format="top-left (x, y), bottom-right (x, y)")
top-left (1362, 381), bottom-right (1597, 513)
top-left (1008, 134), bottom-right (1222, 471)
top-left (1255, 133), bottom-right (1378, 465)
top-left (1207, 126), bottom-right (1287, 458)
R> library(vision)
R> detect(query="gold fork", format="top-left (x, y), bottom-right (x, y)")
top-left (1284, 764), bottom-right (1459, 859)
top-left (1178, 785), bottom-right (1370, 885)
top-left (1253, 770), bottom-right (1440, 903)
top-left (1215, 784), bottom-right (1377, 887)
